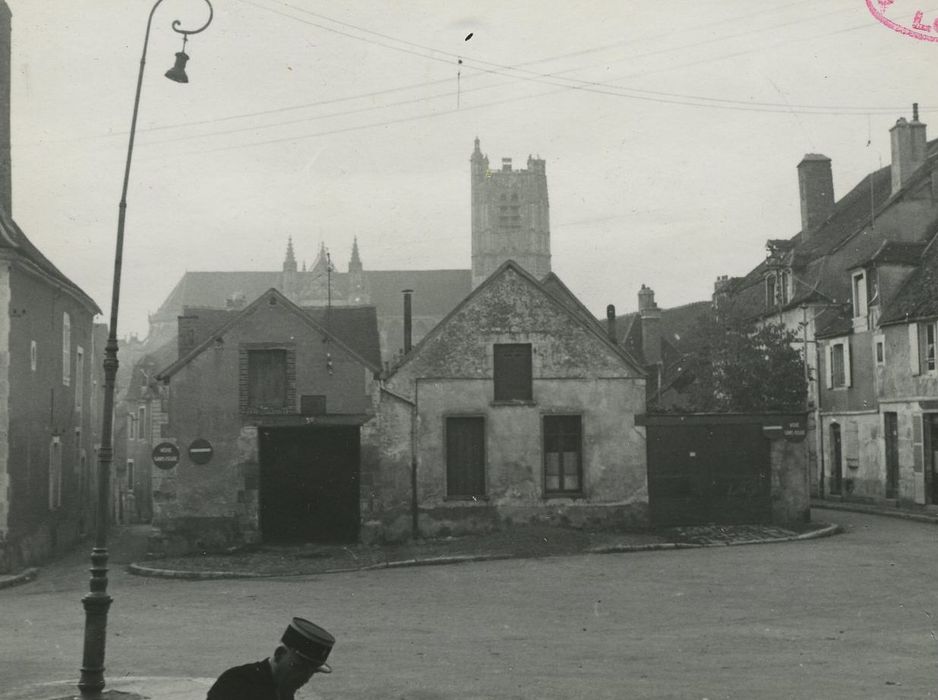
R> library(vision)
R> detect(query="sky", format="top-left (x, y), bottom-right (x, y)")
top-left (8, 0), bottom-right (938, 339)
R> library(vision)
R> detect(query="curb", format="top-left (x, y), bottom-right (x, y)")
top-left (125, 526), bottom-right (842, 580)
top-left (813, 501), bottom-right (938, 525)
top-left (0, 567), bottom-right (38, 591)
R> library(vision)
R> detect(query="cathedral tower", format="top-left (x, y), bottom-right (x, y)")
top-left (470, 137), bottom-right (551, 288)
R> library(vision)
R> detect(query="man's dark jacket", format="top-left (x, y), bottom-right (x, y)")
top-left (207, 660), bottom-right (281, 700)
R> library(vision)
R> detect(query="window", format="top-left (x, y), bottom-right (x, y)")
top-left (446, 417), bottom-right (486, 498)
top-left (826, 339), bottom-right (851, 389)
top-left (49, 436), bottom-right (62, 510)
top-left (924, 323), bottom-right (937, 373)
top-left (128, 414), bottom-right (136, 440)
top-left (30, 341), bottom-right (37, 372)
top-left (493, 343), bottom-right (532, 401)
top-left (765, 274), bottom-right (777, 309)
top-left (247, 349), bottom-right (288, 411)
top-left (497, 191), bottom-right (521, 231)
top-left (875, 338), bottom-right (885, 366)
top-left (75, 346), bottom-right (84, 409)
top-left (543, 415), bottom-right (583, 494)
top-left (62, 313), bottom-right (71, 386)
top-left (126, 460), bottom-right (135, 489)
top-left (852, 271), bottom-right (868, 318)
top-left (779, 270), bottom-right (790, 306)
top-left (138, 405), bottom-right (147, 441)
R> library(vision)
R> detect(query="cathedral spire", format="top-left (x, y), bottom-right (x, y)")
top-left (349, 237), bottom-right (363, 273)
top-left (282, 237), bottom-right (298, 273)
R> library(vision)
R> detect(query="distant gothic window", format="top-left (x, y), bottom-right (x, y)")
top-left (62, 313), bottom-right (71, 386)
top-left (498, 191), bottom-right (522, 231)
top-left (127, 460), bottom-right (135, 489)
top-left (493, 344), bottom-right (532, 401)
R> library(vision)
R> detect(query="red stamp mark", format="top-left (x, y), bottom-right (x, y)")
top-left (867, 1), bottom-right (938, 41)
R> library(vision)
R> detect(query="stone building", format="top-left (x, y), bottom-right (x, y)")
top-left (0, 3), bottom-right (102, 572)
top-left (150, 289), bottom-right (381, 553)
top-left (361, 261), bottom-right (648, 541)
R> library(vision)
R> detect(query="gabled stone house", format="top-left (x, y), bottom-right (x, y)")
top-left (360, 261), bottom-right (648, 542)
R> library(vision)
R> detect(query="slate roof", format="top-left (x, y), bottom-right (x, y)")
top-left (158, 289), bottom-right (382, 379)
top-left (879, 232), bottom-right (938, 325)
top-left (723, 140), bottom-right (938, 322)
top-left (177, 302), bottom-right (382, 369)
top-left (864, 240), bottom-right (929, 267)
top-left (0, 207), bottom-right (100, 314)
top-left (152, 269), bottom-right (471, 323)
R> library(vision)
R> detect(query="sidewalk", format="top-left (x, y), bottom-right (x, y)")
top-left (125, 520), bottom-right (839, 581)
top-left (812, 497), bottom-right (938, 524)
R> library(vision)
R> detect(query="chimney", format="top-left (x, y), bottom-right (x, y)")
top-left (501, 157), bottom-right (512, 172)
top-left (0, 3), bottom-right (11, 216)
top-left (797, 154), bottom-right (833, 236)
top-left (606, 304), bottom-right (617, 342)
top-left (890, 103), bottom-right (927, 195)
top-left (402, 289), bottom-right (413, 354)
top-left (638, 285), bottom-right (662, 365)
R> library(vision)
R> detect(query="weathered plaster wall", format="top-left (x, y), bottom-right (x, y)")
top-left (151, 298), bottom-right (374, 554)
top-left (770, 437), bottom-right (810, 523)
top-left (365, 266), bottom-right (649, 540)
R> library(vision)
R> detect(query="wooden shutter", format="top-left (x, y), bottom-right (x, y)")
top-left (910, 323), bottom-right (920, 376)
top-left (825, 342), bottom-right (833, 389)
top-left (493, 344), bottom-right (532, 401)
top-left (844, 340), bottom-right (852, 388)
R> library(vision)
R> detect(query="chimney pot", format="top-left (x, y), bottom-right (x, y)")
top-left (606, 304), bottom-right (616, 342)
top-left (402, 289), bottom-right (414, 354)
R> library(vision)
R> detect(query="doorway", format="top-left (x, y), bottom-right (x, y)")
top-left (259, 425), bottom-right (360, 543)
top-left (926, 415), bottom-right (938, 506)
top-left (884, 412), bottom-right (899, 499)
top-left (829, 423), bottom-right (843, 496)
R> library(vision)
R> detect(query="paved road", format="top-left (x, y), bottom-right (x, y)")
top-left (1, 510), bottom-right (935, 699)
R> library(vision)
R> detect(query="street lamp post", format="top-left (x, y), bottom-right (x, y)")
top-left (78, 2), bottom-right (214, 697)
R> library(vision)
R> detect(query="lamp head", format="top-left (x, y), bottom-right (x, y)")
top-left (165, 52), bottom-right (190, 83)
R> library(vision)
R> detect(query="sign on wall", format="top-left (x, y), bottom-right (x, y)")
top-left (188, 438), bottom-right (214, 465)
top-left (152, 442), bottom-right (180, 470)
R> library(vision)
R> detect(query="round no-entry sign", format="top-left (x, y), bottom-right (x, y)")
top-left (188, 438), bottom-right (214, 465)
top-left (152, 442), bottom-right (180, 470)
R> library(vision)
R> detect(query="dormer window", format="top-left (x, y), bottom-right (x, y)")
top-left (765, 274), bottom-right (777, 309)
top-left (852, 271), bottom-right (868, 318)
top-left (765, 269), bottom-right (791, 309)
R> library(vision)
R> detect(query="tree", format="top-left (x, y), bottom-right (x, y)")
top-left (678, 311), bottom-right (807, 413)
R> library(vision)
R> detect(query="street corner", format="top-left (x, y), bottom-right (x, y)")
top-left (0, 567), bottom-right (38, 591)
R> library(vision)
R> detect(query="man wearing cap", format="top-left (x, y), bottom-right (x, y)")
top-left (207, 617), bottom-right (335, 700)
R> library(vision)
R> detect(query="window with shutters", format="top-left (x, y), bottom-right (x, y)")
top-left (825, 338), bottom-right (851, 389)
top-left (446, 417), bottom-right (486, 498)
top-left (493, 343), bottom-right (532, 402)
top-left (831, 344), bottom-right (846, 387)
top-left (543, 415), bottom-right (583, 495)
top-left (246, 349), bottom-right (288, 411)
top-left (75, 347), bottom-right (84, 409)
top-left (62, 313), bottom-right (71, 386)
top-left (922, 322), bottom-right (937, 373)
